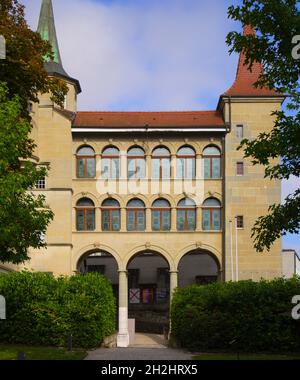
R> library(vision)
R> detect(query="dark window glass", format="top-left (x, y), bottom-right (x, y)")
top-left (236, 215), bottom-right (244, 229)
top-left (177, 198), bottom-right (196, 231)
top-left (236, 162), bottom-right (244, 176)
top-left (152, 199), bottom-right (171, 231)
top-left (102, 146), bottom-right (120, 179)
top-left (101, 199), bottom-right (120, 231)
top-left (203, 146), bottom-right (221, 179)
top-left (76, 198), bottom-right (95, 231)
top-left (126, 199), bottom-right (145, 231)
top-left (152, 147), bottom-right (171, 179)
top-left (128, 147), bottom-right (146, 179)
top-left (236, 125), bottom-right (244, 138)
top-left (177, 146), bottom-right (196, 179)
top-left (202, 198), bottom-right (221, 231)
top-left (76, 146), bottom-right (96, 178)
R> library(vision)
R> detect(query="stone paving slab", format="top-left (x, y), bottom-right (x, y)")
top-left (85, 347), bottom-right (193, 361)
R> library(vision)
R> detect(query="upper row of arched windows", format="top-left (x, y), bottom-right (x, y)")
top-left (76, 197), bottom-right (222, 232)
top-left (76, 145), bottom-right (221, 180)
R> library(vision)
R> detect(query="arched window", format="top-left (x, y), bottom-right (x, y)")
top-left (202, 198), bottom-right (221, 231)
top-left (101, 199), bottom-right (121, 231)
top-left (203, 146), bottom-right (221, 179)
top-left (152, 146), bottom-right (171, 179)
top-left (128, 146), bottom-right (146, 179)
top-left (76, 146), bottom-right (96, 178)
top-left (152, 199), bottom-right (171, 231)
top-left (177, 146), bottom-right (196, 179)
top-left (76, 198), bottom-right (95, 231)
top-left (127, 199), bottom-right (146, 231)
top-left (102, 146), bottom-right (120, 179)
top-left (177, 198), bottom-right (196, 231)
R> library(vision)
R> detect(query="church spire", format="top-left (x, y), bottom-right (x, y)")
top-left (37, 0), bottom-right (62, 66)
top-left (37, 0), bottom-right (81, 94)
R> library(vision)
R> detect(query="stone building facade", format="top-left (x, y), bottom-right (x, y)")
top-left (2, 1), bottom-right (284, 346)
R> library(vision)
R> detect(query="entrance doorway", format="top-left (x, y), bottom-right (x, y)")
top-left (127, 251), bottom-right (170, 335)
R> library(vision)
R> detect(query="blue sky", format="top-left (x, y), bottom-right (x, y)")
top-left (22, 0), bottom-right (299, 253)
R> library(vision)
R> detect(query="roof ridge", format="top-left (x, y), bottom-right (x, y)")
top-left (76, 110), bottom-right (219, 114)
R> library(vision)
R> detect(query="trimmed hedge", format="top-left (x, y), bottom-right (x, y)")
top-left (171, 277), bottom-right (300, 352)
top-left (0, 271), bottom-right (116, 348)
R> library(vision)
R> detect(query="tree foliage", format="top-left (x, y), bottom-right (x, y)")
top-left (227, 0), bottom-right (300, 251)
top-left (0, 82), bottom-right (53, 263)
top-left (0, 0), bottom-right (67, 114)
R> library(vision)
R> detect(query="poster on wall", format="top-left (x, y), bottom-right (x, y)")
top-left (156, 288), bottom-right (168, 303)
top-left (129, 288), bottom-right (140, 304)
top-left (142, 288), bottom-right (154, 304)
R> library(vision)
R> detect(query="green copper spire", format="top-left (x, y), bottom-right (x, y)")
top-left (37, 0), bottom-right (81, 94)
top-left (37, 0), bottom-right (61, 64)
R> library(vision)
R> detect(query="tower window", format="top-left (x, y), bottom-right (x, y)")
top-left (236, 162), bottom-right (244, 176)
top-left (236, 125), bottom-right (244, 139)
top-left (36, 177), bottom-right (46, 189)
top-left (236, 216), bottom-right (244, 229)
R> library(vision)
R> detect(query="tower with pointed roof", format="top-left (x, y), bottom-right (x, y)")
top-left (218, 25), bottom-right (284, 281)
top-left (37, 0), bottom-right (81, 104)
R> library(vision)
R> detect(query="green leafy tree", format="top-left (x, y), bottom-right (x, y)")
top-left (227, 0), bottom-right (300, 251)
top-left (0, 82), bottom-right (54, 263)
top-left (0, 0), bottom-right (67, 115)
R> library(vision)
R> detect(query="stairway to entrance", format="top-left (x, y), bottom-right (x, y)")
top-left (130, 333), bottom-right (168, 348)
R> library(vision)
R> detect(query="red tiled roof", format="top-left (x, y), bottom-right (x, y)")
top-left (223, 25), bottom-right (278, 97)
top-left (73, 110), bottom-right (224, 128)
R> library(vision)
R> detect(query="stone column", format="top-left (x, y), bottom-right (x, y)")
top-left (146, 208), bottom-right (152, 231)
top-left (196, 206), bottom-right (202, 231)
top-left (117, 270), bottom-right (129, 347)
top-left (120, 207), bottom-right (126, 232)
top-left (171, 207), bottom-right (177, 232)
top-left (168, 270), bottom-right (178, 338)
top-left (169, 270), bottom-right (178, 302)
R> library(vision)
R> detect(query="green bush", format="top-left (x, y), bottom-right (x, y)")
top-left (0, 271), bottom-right (116, 348)
top-left (171, 277), bottom-right (300, 352)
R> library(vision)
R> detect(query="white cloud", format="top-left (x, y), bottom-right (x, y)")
top-left (21, 0), bottom-right (238, 111)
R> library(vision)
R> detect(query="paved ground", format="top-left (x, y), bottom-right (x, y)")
top-left (85, 333), bottom-right (193, 360)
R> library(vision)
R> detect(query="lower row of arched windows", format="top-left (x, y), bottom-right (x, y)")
top-left (76, 197), bottom-right (221, 232)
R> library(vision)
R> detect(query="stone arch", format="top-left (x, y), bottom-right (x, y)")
top-left (124, 244), bottom-right (176, 272)
top-left (73, 243), bottom-right (122, 272)
top-left (73, 192), bottom-right (99, 207)
top-left (148, 194), bottom-right (176, 209)
top-left (123, 194), bottom-right (150, 208)
top-left (150, 142), bottom-right (176, 155)
top-left (176, 143), bottom-right (197, 154)
top-left (202, 143), bottom-right (222, 155)
top-left (203, 192), bottom-right (222, 203)
top-left (73, 142), bottom-right (98, 155)
top-left (98, 194), bottom-right (125, 209)
top-left (175, 194), bottom-right (198, 206)
top-left (175, 243), bottom-right (222, 271)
